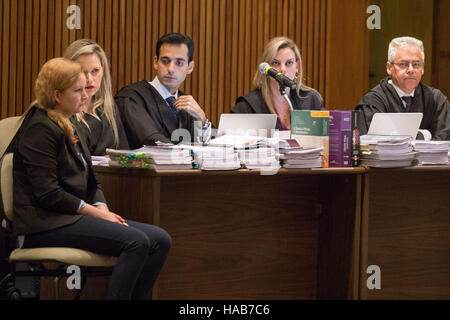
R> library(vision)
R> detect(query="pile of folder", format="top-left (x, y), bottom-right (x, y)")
top-left (359, 135), bottom-right (418, 168)
top-left (279, 147), bottom-right (324, 168)
top-left (412, 140), bottom-right (450, 165)
top-left (184, 144), bottom-right (241, 170)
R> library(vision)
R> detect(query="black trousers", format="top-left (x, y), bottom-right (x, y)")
top-left (22, 215), bottom-right (171, 299)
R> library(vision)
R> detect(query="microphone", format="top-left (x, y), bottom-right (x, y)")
top-left (259, 62), bottom-right (296, 90)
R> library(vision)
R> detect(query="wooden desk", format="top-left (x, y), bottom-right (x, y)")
top-left (94, 167), bottom-right (364, 300)
top-left (360, 166), bottom-right (450, 299)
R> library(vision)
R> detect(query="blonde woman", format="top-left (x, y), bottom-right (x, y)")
top-left (231, 36), bottom-right (324, 130)
top-left (13, 58), bottom-right (171, 299)
top-left (64, 39), bottom-right (129, 155)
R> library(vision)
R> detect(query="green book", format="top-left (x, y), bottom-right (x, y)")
top-left (291, 110), bottom-right (330, 167)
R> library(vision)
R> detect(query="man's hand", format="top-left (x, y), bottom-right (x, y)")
top-left (174, 95), bottom-right (206, 123)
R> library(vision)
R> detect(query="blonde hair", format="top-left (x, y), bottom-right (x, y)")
top-left (63, 39), bottom-right (119, 146)
top-left (253, 36), bottom-right (322, 114)
top-left (28, 57), bottom-right (82, 143)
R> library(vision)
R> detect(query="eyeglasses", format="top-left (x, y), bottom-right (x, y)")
top-left (390, 61), bottom-right (423, 70)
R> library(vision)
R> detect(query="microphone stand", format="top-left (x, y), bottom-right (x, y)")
top-left (279, 84), bottom-right (294, 111)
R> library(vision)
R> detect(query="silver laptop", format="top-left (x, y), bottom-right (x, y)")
top-left (217, 114), bottom-right (278, 137)
top-left (368, 113), bottom-right (423, 138)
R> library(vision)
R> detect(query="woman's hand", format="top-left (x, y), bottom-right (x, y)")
top-left (79, 204), bottom-right (129, 226)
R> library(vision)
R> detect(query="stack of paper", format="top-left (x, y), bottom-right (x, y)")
top-left (236, 147), bottom-right (280, 170)
top-left (277, 139), bottom-right (302, 153)
top-left (206, 135), bottom-right (281, 170)
top-left (91, 155), bottom-right (110, 166)
top-left (176, 144), bottom-right (241, 171)
top-left (279, 147), bottom-right (324, 168)
top-left (208, 134), bottom-right (277, 149)
top-left (359, 135), bottom-right (418, 168)
top-left (412, 140), bottom-right (450, 165)
top-left (106, 146), bottom-right (193, 169)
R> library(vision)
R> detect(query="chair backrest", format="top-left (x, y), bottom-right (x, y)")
top-left (0, 116), bottom-right (23, 159)
top-left (0, 153), bottom-right (14, 223)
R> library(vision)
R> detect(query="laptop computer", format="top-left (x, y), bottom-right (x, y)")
top-left (217, 114), bottom-right (278, 137)
top-left (368, 112), bottom-right (423, 138)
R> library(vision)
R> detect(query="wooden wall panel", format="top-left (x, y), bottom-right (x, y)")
top-left (1, 0), bottom-right (370, 125)
top-left (325, 0), bottom-right (370, 109)
top-left (369, 0), bottom-right (434, 91)
top-left (432, 0), bottom-right (450, 97)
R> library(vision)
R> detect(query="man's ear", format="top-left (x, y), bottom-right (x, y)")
top-left (187, 61), bottom-right (195, 75)
top-left (386, 61), bottom-right (392, 76)
top-left (153, 56), bottom-right (159, 70)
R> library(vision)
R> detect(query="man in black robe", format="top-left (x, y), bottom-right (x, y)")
top-left (115, 33), bottom-right (211, 148)
top-left (356, 36), bottom-right (450, 140)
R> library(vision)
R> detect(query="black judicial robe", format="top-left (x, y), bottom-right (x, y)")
top-left (356, 77), bottom-right (450, 140)
top-left (114, 80), bottom-right (201, 149)
top-left (231, 88), bottom-right (324, 130)
top-left (73, 104), bottom-right (130, 156)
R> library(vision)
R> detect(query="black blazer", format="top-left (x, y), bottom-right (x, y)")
top-left (12, 106), bottom-right (106, 235)
top-left (72, 104), bottom-right (130, 156)
top-left (115, 80), bottom-right (200, 149)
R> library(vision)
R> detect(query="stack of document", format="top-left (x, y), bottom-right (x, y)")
top-left (208, 134), bottom-right (277, 149)
top-left (91, 155), bottom-right (110, 166)
top-left (207, 134), bottom-right (281, 170)
top-left (177, 144), bottom-right (241, 171)
top-left (106, 145), bottom-right (193, 169)
top-left (412, 140), bottom-right (450, 165)
top-left (236, 147), bottom-right (280, 170)
top-left (279, 147), bottom-right (324, 168)
top-left (277, 138), bottom-right (302, 153)
top-left (359, 135), bottom-right (418, 168)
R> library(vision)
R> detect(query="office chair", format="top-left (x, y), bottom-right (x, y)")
top-left (0, 116), bottom-right (22, 159)
top-left (0, 153), bottom-right (117, 299)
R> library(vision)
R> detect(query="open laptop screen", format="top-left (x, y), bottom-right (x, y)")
top-left (368, 112), bottom-right (423, 138)
top-left (218, 114), bottom-right (278, 137)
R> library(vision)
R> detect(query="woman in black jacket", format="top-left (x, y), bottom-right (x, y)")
top-left (64, 39), bottom-right (129, 155)
top-left (13, 58), bottom-right (171, 299)
top-left (231, 36), bottom-right (324, 131)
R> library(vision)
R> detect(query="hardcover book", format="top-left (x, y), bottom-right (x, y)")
top-left (290, 110), bottom-right (330, 167)
top-left (329, 110), bottom-right (352, 167)
top-left (351, 110), bottom-right (362, 167)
